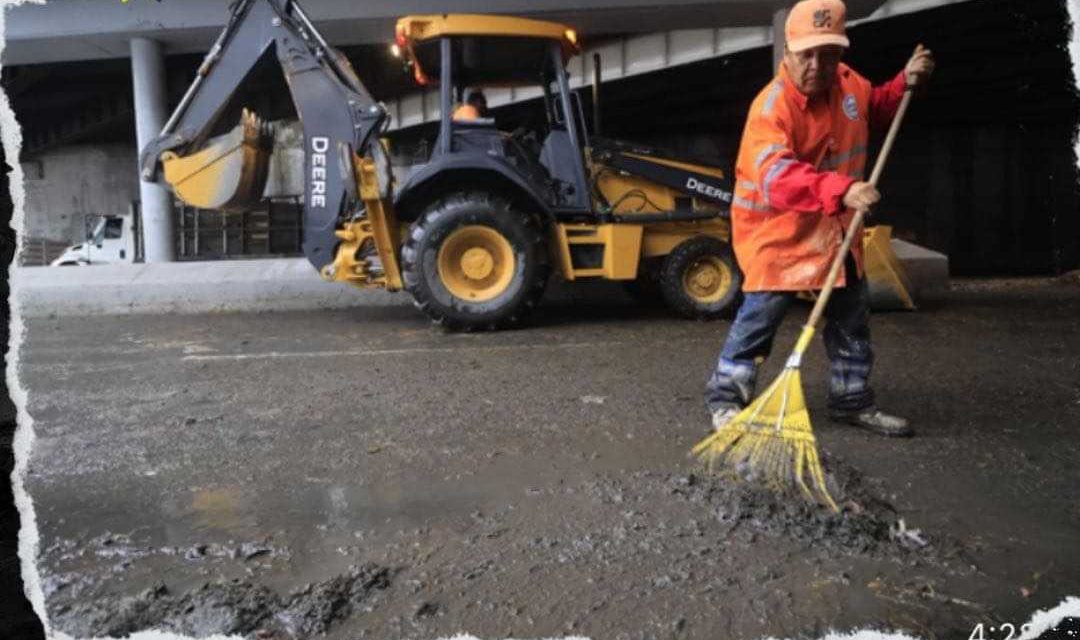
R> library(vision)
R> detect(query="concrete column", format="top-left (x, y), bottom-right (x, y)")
top-left (130, 37), bottom-right (175, 262)
top-left (772, 7), bottom-right (789, 74)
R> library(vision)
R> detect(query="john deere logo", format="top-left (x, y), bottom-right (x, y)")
top-left (813, 9), bottom-right (833, 28)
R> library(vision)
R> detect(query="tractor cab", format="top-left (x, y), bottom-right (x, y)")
top-left (394, 15), bottom-right (592, 216)
top-left (394, 15), bottom-right (739, 225)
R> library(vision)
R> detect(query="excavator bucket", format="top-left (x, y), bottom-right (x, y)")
top-left (160, 109), bottom-right (271, 212)
top-left (863, 225), bottom-right (916, 310)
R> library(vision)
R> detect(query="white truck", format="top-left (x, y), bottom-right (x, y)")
top-left (50, 214), bottom-right (136, 266)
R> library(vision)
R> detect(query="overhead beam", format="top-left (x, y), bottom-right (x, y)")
top-left (3, 0), bottom-right (888, 65)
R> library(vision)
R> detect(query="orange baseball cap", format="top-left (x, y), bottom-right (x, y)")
top-left (785, 0), bottom-right (850, 52)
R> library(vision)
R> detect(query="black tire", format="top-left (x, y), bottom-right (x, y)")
top-left (401, 191), bottom-right (549, 331)
top-left (659, 236), bottom-right (743, 319)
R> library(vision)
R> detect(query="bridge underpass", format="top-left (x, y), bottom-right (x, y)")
top-left (3, 3), bottom-right (1080, 637)
top-left (4, 0), bottom-right (890, 65)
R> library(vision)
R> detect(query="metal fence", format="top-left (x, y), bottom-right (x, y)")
top-left (18, 238), bottom-right (69, 266)
top-left (174, 197), bottom-right (304, 261)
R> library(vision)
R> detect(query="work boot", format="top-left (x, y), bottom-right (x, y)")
top-left (832, 407), bottom-right (913, 437)
top-left (710, 405), bottom-right (742, 432)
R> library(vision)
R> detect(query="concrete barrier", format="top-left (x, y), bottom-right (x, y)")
top-left (11, 258), bottom-right (405, 318)
top-left (891, 238), bottom-right (950, 298)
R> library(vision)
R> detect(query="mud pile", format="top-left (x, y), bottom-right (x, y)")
top-left (53, 563), bottom-right (392, 639)
top-left (590, 456), bottom-right (936, 560)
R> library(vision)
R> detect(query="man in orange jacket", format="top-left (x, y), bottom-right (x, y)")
top-left (706, 0), bottom-right (934, 437)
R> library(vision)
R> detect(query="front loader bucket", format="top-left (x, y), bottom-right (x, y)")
top-left (863, 225), bottom-right (916, 310)
top-left (160, 109), bottom-right (271, 211)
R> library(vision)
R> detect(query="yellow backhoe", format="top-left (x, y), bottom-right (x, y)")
top-left (141, 0), bottom-right (914, 331)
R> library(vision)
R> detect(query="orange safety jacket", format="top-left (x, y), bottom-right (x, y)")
top-left (731, 62), bottom-right (905, 291)
top-left (452, 103), bottom-right (482, 122)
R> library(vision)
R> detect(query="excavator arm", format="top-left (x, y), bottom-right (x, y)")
top-left (140, 0), bottom-right (402, 289)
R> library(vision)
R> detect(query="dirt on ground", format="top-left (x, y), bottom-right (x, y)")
top-left (18, 277), bottom-right (1080, 639)
top-left (50, 456), bottom-right (967, 639)
top-left (53, 563), bottom-right (392, 639)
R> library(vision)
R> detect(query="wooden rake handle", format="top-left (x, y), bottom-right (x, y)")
top-left (803, 86), bottom-right (915, 330)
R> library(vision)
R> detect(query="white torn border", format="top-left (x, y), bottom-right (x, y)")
top-left (1, 1), bottom-right (1079, 640)
top-left (1070, 0), bottom-right (1080, 173)
top-left (1, 3), bottom-right (50, 640)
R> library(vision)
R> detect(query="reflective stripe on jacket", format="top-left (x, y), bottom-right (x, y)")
top-left (731, 63), bottom-right (905, 291)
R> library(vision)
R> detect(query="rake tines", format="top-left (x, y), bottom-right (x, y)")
top-left (693, 362), bottom-right (839, 512)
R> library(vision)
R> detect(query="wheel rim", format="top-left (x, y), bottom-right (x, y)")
top-left (683, 255), bottom-right (733, 304)
top-left (437, 225), bottom-right (516, 302)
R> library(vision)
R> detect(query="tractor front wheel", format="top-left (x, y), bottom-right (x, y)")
top-left (401, 192), bottom-right (549, 331)
top-left (658, 236), bottom-right (742, 319)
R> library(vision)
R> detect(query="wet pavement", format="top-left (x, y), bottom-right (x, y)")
top-left (17, 277), bottom-right (1080, 639)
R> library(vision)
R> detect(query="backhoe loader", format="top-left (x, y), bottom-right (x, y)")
top-left (142, 0), bottom-right (914, 331)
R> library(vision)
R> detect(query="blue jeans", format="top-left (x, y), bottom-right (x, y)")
top-left (705, 257), bottom-right (875, 415)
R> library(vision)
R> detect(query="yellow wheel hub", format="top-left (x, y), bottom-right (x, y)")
top-left (460, 247), bottom-right (495, 280)
top-left (437, 225), bottom-right (516, 302)
top-left (683, 256), bottom-right (732, 304)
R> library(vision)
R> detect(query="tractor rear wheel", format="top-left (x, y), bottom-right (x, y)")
top-left (658, 236), bottom-right (742, 319)
top-left (401, 192), bottom-right (549, 330)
